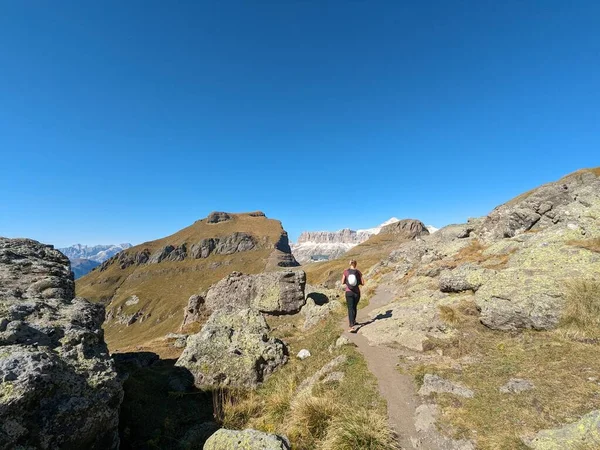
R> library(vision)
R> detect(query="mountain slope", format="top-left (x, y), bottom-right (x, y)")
top-left (70, 258), bottom-right (101, 279)
top-left (76, 211), bottom-right (297, 351)
top-left (59, 243), bottom-right (132, 263)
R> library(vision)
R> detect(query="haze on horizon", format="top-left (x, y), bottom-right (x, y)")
top-left (1, 2), bottom-right (598, 248)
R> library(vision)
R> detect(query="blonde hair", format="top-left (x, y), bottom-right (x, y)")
top-left (349, 260), bottom-right (357, 268)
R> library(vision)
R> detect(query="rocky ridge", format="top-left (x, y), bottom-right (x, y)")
top-left (0, 238), bottom-right (123, 449)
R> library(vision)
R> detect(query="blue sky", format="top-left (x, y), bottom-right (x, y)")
top-left (1, 1), bottom-right (598, 248)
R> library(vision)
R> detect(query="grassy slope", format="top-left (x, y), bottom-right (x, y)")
top-left (77, 213), bottom-right (286, 352)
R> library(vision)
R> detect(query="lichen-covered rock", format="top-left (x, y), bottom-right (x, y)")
top-left (300, 295), bottom-right (342, 331)
top-left (204, 428), bottom-right (290, 450)
top-left (439, 264), bottom-right (495, 293)
top-left (181, 294), bottom-right (207, 329)
top-left (523, 410), bottom-right (600, 449)
top-left (176, 308), bottom-right (288, 388)
top-left (205, 270), bottom-right (306, 314)
top-left (0, 238), bottom-right (123, 449)
top-left (475, 227), bottom-right (600, 330)
top-left (480, 169), bottom-right (600, 242)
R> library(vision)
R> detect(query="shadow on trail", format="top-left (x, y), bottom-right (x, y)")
top-left (356, 309), bottom-right (393, 330)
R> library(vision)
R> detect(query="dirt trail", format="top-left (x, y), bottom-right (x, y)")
top-left (340, 286), bottom-right (436, 450)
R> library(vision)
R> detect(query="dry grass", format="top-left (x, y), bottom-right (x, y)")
top-left (408, 300), bottom-right (600, 449)
top-left (568, 237), bottom-right (600, 253)
top-left (560, 280), bottom-right (600, 340)
top-left (214, 314), bottom-right (394, 450)
top-left (321, 408), bottom-right (401, 450)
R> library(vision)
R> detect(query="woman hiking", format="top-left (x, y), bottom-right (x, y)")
top-left (341, 259), bottom-right (364, 332)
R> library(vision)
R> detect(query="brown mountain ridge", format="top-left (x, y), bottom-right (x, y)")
top-left (76, 211), bottom-right (298, 351)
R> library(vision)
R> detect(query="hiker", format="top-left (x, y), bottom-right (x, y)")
top-left (341, 259), bottom-right (364, 332)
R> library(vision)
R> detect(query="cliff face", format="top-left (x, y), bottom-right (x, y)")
top-left (292, 218), bottom-right (403, 264)
top-left (76, 212), bottom-right (298, 352)
top-left (0, 238), bottom-right (123, 449)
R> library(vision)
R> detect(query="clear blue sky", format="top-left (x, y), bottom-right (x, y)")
top-left (1, 1), bottom-right (598, 248)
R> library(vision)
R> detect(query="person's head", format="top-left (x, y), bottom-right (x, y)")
top-left (349, 259), bottom-right (357, 268)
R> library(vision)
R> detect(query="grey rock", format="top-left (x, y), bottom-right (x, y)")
top-left (335, 335), bottom-right (351, 348)
top-left (523, 410), bottom-right (600, 449)
top-left (190, 233), bottom-right (256, 259)
top-left (148, 244), bottom-right (188, 264)
top-left (181, 294), bottom-right (206, 329)
top-left (379, 219), bottom-right (430, 239)
top-left (0, 238), bottom-right (123, 450)
top-left (205, 270), bottom-right (306, 315)
top-left (297, 355), bottom-right (347, 394)
top-left (300, 294), bottom-right (343, 331)
top-left (419, 374), bottom-right (474, 398)
top-left (439, 264), bottom-right (495, 293)
top-left (499, 378), bottom-right (535, 394)
top-left (322, 371), bottom-right (345, 383)
top-left (204, 428), bottom-right (290, 450)
top-left (480, 170), bottom-right (600, 242)
top-left (297, 349), bottom-right (311, 360)
top-left (176, 308), bottom-right (288, 388)
top-left (206, 211), bottom-right (232, 223)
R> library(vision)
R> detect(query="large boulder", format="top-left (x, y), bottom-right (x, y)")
top-left (475, 227), bottom-right (600, 330)
top-left (0, 238), bottom-right (123, 449)
top-left (205, 270), bottom-right (306, 314)
top-left (176, 308), bottom-right (288, 388)
top-left (204, 428), bottom-right (290, 450)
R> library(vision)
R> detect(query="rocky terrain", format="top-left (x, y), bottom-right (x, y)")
top-left (0, 238), bottom-right (123, 449)
top-left (76, 211), bottom-right (299, 352)
top-left (345, 168), bottom-right (600, 448)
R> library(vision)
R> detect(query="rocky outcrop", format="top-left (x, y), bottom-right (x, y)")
top-left (205, 270), bottom-right (306, 315)
top-left (148, 244), bottom-right (188, 263)
top-left (379, 219), bottom-right (430, 239)
top-left (0, 238), bottom-right (123, 449)
top-left (418, 374), bottom-right (474, 398)
top-left (206, 211), bottom-right (232, 223)
top-left (204, 428), bottom-right (290, 450)
top-left (523, 410), bottom-right (600, 449)
top-left (191, 233), bottom-right (256, 258)
top-left (99, 248), bottom-right (151, 271)
top-left (439, 264), bottom-right (495, 293)
top-left (181, 294), bottom-right (207, 329)
top-left (176, 308), bottom-right (288, 388)
top-left (480, 170), bottom-right (600, 242)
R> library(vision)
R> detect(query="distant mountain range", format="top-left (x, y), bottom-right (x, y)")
top-left (291, 219), bottom-right (438, 264)
top-left (58, 243), bottom-right (132, 278)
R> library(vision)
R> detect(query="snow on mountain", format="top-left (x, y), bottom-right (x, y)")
top-left (292, 218), bottom-right (401, 264)
top-left (59, 243), bottom-right (133, 264)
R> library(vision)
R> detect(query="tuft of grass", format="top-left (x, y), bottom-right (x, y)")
top-left (438, 305), bottom-right (460, 325)
top-left (568, 238), bottom-right (600, 253)
top-left (560, 280), bottom-right (600, 340)
top-left (286, 393), bottom-right (340, 445)
top-left (321, 408), bottom-right (401, 450)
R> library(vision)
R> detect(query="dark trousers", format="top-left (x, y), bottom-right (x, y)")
top-left (345, 291), bottom-right (360, 326)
